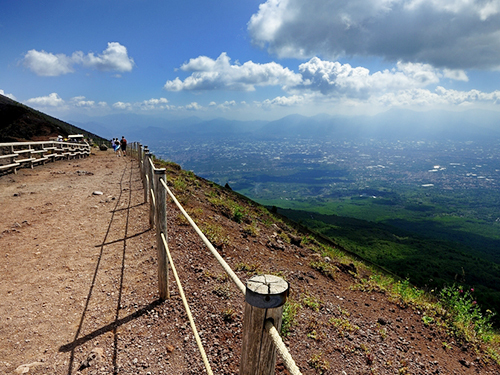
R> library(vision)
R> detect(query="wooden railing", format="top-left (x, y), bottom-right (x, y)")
top-left (0, 141), bottom-right (91, 174)
top-left (128, 142), bottom-right (302, 375)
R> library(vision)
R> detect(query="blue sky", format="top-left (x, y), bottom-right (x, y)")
top-left (1, 0), bottom-right (500, 122)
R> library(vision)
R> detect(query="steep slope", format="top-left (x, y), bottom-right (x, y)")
top-left (1, 150), bottom-right (499, 374)
top-left (153, 158), bottom-right (500, 374)
top-left (0, 93), bottom-right (107, 143)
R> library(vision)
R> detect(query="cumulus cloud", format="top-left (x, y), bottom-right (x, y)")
top-left (23, 50), bottom-right (75, 76)
top-left (22, 42), bottom-right (135, 76)
top-left (292, 57), bottom-right (456, 98)
top-left (164, 52), bottom-right (302, 91)
top-left (248, 0), bottom-right (500, 70)
top-left (75, 42), bottom-right (135, 72)
top-left (26, 93), bottom-right (65, 107)
top-left (262, 95), bottom-right (305, 107)
top-left (138, 98), bottom-right (171, 110)
top-left (70, 96), bottom-right (96, 108)
top-left (113, 101), bottom-right (132, 110)
top-left (184, 102), bottom-right (203, 111)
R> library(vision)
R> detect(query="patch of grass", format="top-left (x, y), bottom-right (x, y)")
top-left (176, 213), bottom-right (189, 226)
top-left (281, 298), bottom-right (301, 337)
top-left (439, 284), bottom-right (496, 343)
top-left (207, 195), bottom-right (248, 223)
top-left (351, 274), bottom-right (393, 294)
top-left (242, 222), bottom-right (260, 237)
top-left (329, 317), bottom-right (359, 337)
top-left (422, 315), bottom-right (434, 326)
top-left (391, 278), bottom-right (426, 306)
top-left (200, 222), bottom-right (229, 248)
top-left (310, 260), bottom-right (336, 279)
top-left (308, 352), bottom-right (329, 374)
top-left (222, 308), bottom-right (236, 322)
top-left (212, 284), bottom-right (232, 299)
top-left (302, 293), bottom-right (322, 312)
top-left (278, 231), bottom-right (291, 244)
top-left (234, 262), bottom-right (261, 275)
top-left (173, 176), bottom-right (187, 192)
top-left (337, 305), bottom-right (351, 317)
top-left (377, 326), bottom-right (387, 340)
top-left (306, 319), bottom-right (324, 341)
top-left (233, 206), bottom-right (245, 223)
top-left (186, 207), bottom-right (203, 218)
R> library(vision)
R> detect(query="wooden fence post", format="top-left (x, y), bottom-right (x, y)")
top-left (146, 152), bottom-right (155, 228)
top-left (240, 275), bottom-right (289, 375)
top-left (154, 168), bottom-right (169, 300)
top-left (142, 147), bottom-right (149, 204)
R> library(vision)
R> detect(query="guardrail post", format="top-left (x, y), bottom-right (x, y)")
top-left (240, 275), bottom-right (289, 375)
top-left (154, 168), bottom-right (169, 300)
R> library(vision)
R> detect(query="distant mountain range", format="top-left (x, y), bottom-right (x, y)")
top-left (72, 108), bottom-right (500, 145)
top-left (2, 91), bottom-right (499, 144)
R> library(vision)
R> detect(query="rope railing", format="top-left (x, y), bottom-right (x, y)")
top-left (161, 233), bottom-right (214, 375)
top-left (128, 142), bottom-right (303, 375)
top-left (160, 178), bottom-right (246, 295)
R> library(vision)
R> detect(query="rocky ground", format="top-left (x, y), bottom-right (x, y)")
top-left (0, 148), bottom-right (499, 374)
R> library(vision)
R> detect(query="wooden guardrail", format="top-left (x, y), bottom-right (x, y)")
top-left (128, 142), bottom-right (302, 375)
top-left (0, 141), bottom-right (90, 174)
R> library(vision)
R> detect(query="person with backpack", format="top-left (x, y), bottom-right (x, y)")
top-left (120, 136), bottom-right (127, 157)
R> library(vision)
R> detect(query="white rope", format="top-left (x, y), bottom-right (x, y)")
top-left (265, 320), bottom-right (302, 374)
top-left (160, 178), bottom-right (246, 295)
top-left (150, 188), bottom-right (155, 207)
top-left (154, 167), bottom-right (301, 375)
top-left (161, 233), bottom-right (214, 375)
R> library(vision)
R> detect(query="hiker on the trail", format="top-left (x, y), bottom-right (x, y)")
top-left (114, 138), bottom-right (122, 157)
top-left (120, 136), bottom-right (127, 157)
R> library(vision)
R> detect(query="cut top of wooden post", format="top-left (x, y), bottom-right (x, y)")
top-left (245, 274), bottom-right (289, 309)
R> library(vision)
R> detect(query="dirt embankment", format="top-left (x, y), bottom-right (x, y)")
top-left (1, 149), bottom-right (499, 374)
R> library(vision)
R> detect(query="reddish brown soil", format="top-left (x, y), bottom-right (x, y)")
top-left (0, 149), bottom-right (499, 374)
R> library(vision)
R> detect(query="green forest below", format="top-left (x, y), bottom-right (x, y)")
top-left (276, 206), bottom-right (500, 322)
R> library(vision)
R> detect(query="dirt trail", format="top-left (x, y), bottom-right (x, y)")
top-left (0, 151), bottom-right (186, 374)
top-left (1, 149), bottom-right (499, 375)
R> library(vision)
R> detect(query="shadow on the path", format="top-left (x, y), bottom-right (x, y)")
top-left (58, 299), bottom-right (162, 353)
top-left (61, 160), bottom-right (152, 375)
top-left (95, 228), bottom-right (150, 248)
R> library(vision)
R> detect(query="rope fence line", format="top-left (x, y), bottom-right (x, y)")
top-left (160, 178), bottom-right (246, 295)
top-left (129, 142), bottom-right (303, 375)
top-left (161, 233), bottom-right (214, 375)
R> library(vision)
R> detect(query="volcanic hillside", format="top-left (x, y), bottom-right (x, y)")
top-left (0, 94), bottom-right (106, 143)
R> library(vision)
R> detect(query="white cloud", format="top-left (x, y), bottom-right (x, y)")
top-left (138, 98), bottom-right (171, 110)
top-left (22, 42), bottom-right (134, 76)
top-left (70, 96), bottom-right (96, 108)
top-left (216, 100), bottom-right (237, 110)
top-left (434, 86), bottom-right (500, 105)
top-left (26, 93), bottom-right (65, 107)
top-left (164, 52), bottom-right (302, 91)
top-left (248, 0), bottom-right (500, 70)
top-left (113, 101), bottom-right (132, 110)
top-left (184, 102), bottom-right (203, 111)
top-left (76, 42), bottom-right (135, 72)
top-left (293, 57), bottom-right (443, 97)
top-left (23, 50), bottom-right (75, 76)
top-left (262, 95), bottom-right (305, 107)
top-left (0, 89), bottom-right (16, 100)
